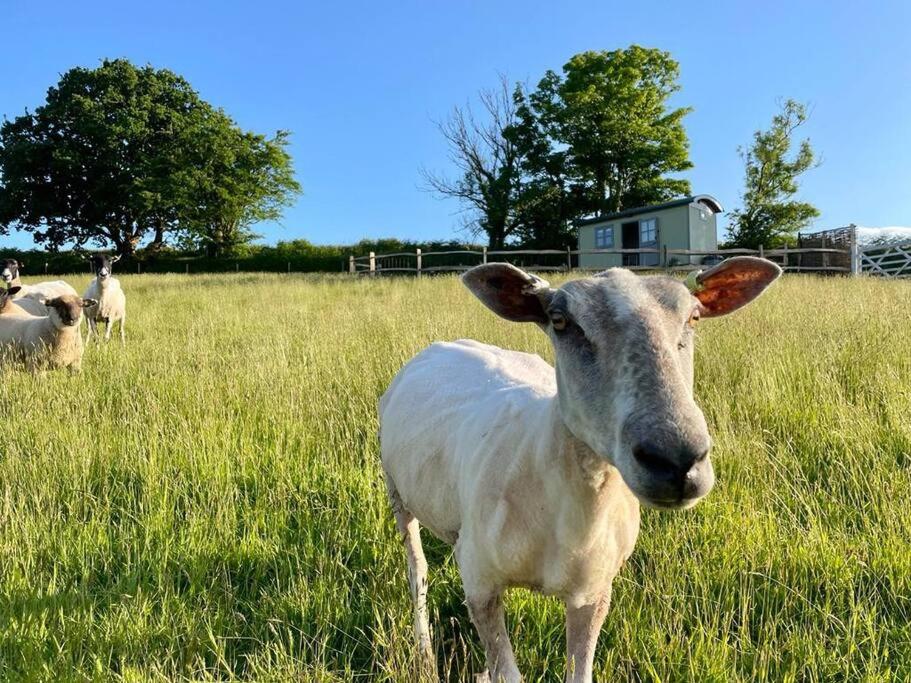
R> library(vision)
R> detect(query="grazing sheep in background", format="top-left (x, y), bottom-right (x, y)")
top-left (83, 254), bottom-right (126, 344)
top-left (0, 294), bottom-right (97, 372)
top-left (1, 258), bottom-right (79, 314)
top-left (380, 257), bottom-right (782, 682)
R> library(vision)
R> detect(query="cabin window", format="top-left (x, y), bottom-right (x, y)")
top-left (595, 225), bottom-right (614, 248)
top-left (640, 218), bottom-right (657, 244)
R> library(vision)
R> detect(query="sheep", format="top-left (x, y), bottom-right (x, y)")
top-left (1, 258), bottom-right (79, 314)
top-left (0, 293), bottom-right (97, 372)
top-left (379, 257), bottom-right (782, 682)
top-left (0, 286), bottom-right (30, 317)
top-left (82, 254), bottom-right (126, 344)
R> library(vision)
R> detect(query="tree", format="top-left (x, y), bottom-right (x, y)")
top-left (0, 59), bottom-right (300, 257)
top-left (421, 76), bottom-right (526, 249)
top-left (524, 46), bottom-right (693, 218)
top-left (726, 100), bottom-right (819, 249)
top-left (179, 123), bottom-right (300, 257)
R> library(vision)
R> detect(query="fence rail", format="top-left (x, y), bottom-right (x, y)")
top-left (348, 245), bottom-right (853, 276)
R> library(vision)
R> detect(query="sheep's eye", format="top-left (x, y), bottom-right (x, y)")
top-left (687, 308), bottom-right (701, 328)
top-left (550, 312), bottom-right (568, 331)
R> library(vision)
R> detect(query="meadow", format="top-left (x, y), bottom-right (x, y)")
top-left (0, 271), bottom-right (909, 682)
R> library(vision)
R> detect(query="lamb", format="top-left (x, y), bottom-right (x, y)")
top-left (0, 293), bottom-right (97, 372)
top-left (1, 258), bottom-right (79, 315)
top-left (82, 254), bottom-right (126, 344)
top-left (379, 257), bottom-right (781, 682)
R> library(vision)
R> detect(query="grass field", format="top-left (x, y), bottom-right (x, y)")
top-left (0, 271), bottom-right (909, 681)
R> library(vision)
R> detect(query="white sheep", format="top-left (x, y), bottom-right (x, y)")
top-left (0, 293), bottom-right (97, 372)
top-left (1, 258), bottom-right (79, 314)
top-left (82, 254), bottom-right (126, 344)
top-left (380, 257), bottom-right (781, 682)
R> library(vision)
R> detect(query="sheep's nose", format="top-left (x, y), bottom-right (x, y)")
top-left (632, 440), bottom-right (710, 479)
top-left (632, 441), bottom-right (678, 480)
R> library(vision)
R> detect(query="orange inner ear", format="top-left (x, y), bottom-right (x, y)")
top-left (695, 263), bottom-right (779, 317)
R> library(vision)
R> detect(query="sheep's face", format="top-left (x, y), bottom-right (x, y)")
top-left (1, 259), bottom-right (21, 284)
top-left (89, 254), bottom-right (119, 280)
top-left (0, 286), bottom-right (22, 313)
top-left (462, 258), bottom-right (781, 511)
top-left (45, 295), bottom-right (97, 327)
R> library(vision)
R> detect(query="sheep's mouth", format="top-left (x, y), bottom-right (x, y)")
top-left (1, 274), bottom-right (12, 283)
top-left (636, 495), bottom-right (702, 511)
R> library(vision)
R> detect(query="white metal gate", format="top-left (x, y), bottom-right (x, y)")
top-left (856, 242), bottom-right (911, 278)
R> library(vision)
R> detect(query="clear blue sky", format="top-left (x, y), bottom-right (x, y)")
top-left (2, 0), bottom-right (910, 249)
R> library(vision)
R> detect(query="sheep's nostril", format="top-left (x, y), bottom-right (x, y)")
top-left (632, 442), bottom-right (678, 479)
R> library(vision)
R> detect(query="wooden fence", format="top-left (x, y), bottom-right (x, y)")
top-left (348, 246), bottom-right (852, 276)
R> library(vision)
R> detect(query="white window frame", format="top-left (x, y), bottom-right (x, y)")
top-left (594, 225), bottom-right (614, 249)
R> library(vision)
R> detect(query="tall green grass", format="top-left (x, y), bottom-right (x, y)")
top-left (0, 272), bottom-right (908, 681)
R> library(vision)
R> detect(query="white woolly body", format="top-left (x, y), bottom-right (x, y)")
top-left (0, 312), bottom-right (85, 371)
top-left (379, 339), bottom-right (639, 607)
top-left (13, 279), bottom-right (79, 300)
top-left (9, 280), bottom-right (80, 316)
top-left (83, 276), bottom-right (126, 324)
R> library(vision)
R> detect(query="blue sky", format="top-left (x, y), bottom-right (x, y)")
top-left (2, 0), bottom-right (910, 249)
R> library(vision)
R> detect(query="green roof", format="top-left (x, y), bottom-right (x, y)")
top-left (576, 194), bottom-right (723, 226)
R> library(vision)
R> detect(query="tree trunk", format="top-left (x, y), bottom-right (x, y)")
top-left (145, 219), bottom-right (167, 260)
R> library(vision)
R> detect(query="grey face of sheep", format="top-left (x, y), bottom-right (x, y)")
top-left (45, 295), bottom-right (98, 327)
top-left (462, 257), bottom-right (781, 510)
top-left (89, 254), bottom-right (120, 280)
top-left (1, 259), bottom-right (21, 283)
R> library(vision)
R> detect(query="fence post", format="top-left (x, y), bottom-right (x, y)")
top-left (759, 245), bottom-right (764, 259)
top-left (821, 234), bottom-right (828, 273)
top-left (287, 261), bottom-right (291, 274)
top-left (416, 248), bottom-right (422, 277)
top-left (662, 245), bottom-right (668, 270)
top-left (369, 251), bottom-right (376, 275)
top-left (236, 262), bottom-right (239, 273)
top-left (782, 244), bottom-right (788, 270)
top-left (851, 230), bottom-right (861, 275)
top-left (185, 263), bottom-right (189, 275)
top-left (349, 255), bottom-right (355, 274)
top-left (137, 261), bottom-right (141, 275)
top-left (45, 262), bottom-right (48, 274)
top-left (482, 246), bottom-right (488, 264)
top-left (566, 246), bottom-right (572, 272)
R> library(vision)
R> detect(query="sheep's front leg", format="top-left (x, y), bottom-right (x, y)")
top-left (104, 319), bottom-right (112, 342)
top-left (564, 591), bottom-right (611, 683)
top-left (85, 318), bottom-right (96, 344)
top-left (119, 315), bottom-right (126, 345)
top-left (465, 592), bottom-right (521, 683)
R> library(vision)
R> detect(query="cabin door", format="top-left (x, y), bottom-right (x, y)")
top-left (621, 221), bottom-right (640, 266)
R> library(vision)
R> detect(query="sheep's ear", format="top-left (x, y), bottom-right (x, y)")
top-left (110, 255), bottom-right (121, 263)
top-left (689, 256), bottom-right (782, 318)
top-left (6, 286), bottom-right (21, 296)
top-left (17, 261), bottom-right (24, 270)
top-left (44, 298), bottom-right (57, 307)
top-left (82, 298), bottom-right (98, 308)
top-left (462, 263), bottom-right (553, 324)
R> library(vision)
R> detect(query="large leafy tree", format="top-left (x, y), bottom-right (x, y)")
top-left (523, 46), bottom-right (693, 218)
top-left (726, 100), bottom-right (819, 249)
top-left (179, 122), bottom-right (300, 257)
top-left (0, 59), bottom-right (300, 257)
